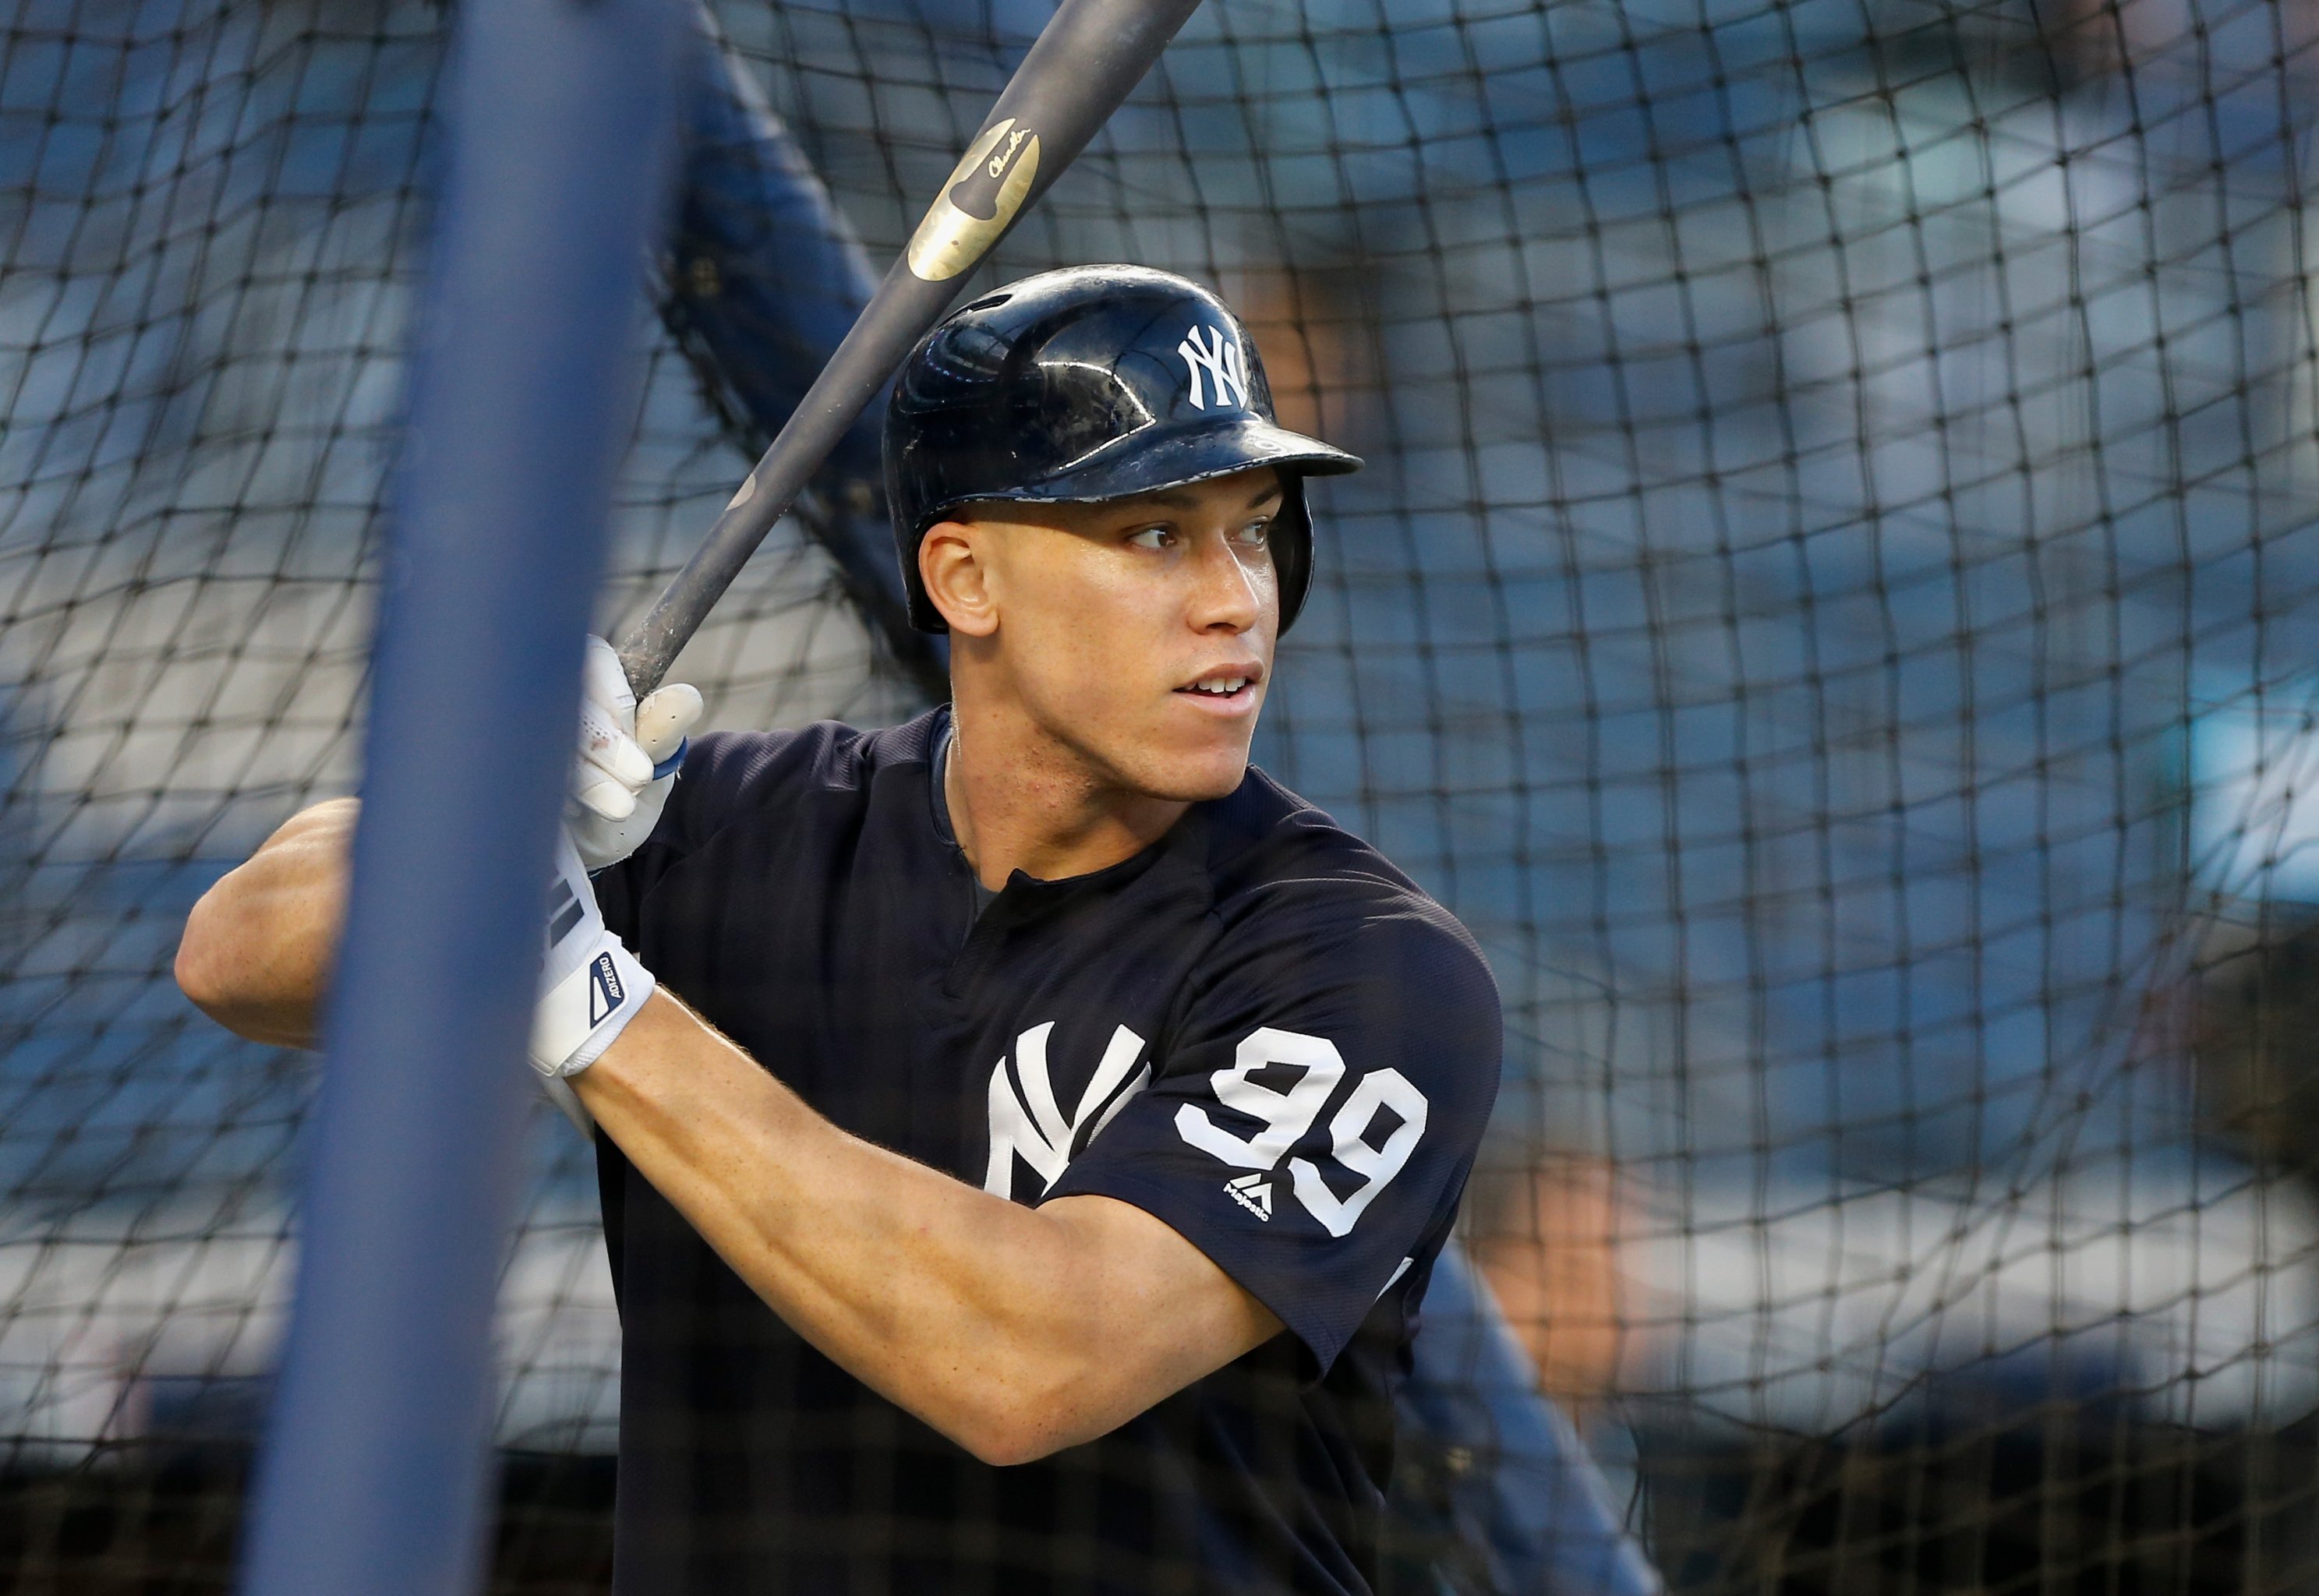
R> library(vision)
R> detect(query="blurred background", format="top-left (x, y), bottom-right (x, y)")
top-left (5, 0), bottom-right (2319, 1587)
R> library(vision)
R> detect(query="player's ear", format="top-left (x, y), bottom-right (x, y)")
top-left (919, 518), bottom-right (999, 638)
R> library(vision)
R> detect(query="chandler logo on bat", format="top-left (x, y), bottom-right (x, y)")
top-left (907, 118), bottom-right (1041, 282)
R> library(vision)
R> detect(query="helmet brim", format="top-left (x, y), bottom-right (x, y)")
top-left (900, 418), bottom-right (1359, 637)
top-left (992, 415), bottom-right (1361, 508)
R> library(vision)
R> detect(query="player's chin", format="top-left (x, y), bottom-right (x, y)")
top-left (1171, 759), bottom-right (1251, 803)
top-left (1141, 721), bottom-right (1257, 800)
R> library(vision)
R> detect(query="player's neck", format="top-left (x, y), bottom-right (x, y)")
top-left (942, 700), bottom-right (1187, 893)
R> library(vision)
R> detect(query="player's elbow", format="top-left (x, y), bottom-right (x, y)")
top-left (175, 892), bottom-right (290, 1043)
top-left (175, 868), bottom-right (328, 1047)
top-left (936, 1361), bottom-right (1135, 1467)
top-left (175, 800), bottom-right (352, 1043)
top-left (946, 1400), bottom-right (1096, 1468)
top-left (176, 865), bottom-right (292, 1015)
top-left (174, 889), bottom-right (242, 1016)
top-left (956, 1420), bottom-right (1049, 1469)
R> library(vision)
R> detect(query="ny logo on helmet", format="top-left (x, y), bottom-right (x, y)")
top-left (1176, 325), bottom-right (1250, 411)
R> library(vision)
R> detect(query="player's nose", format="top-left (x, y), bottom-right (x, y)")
top-left (1184, 527), bottom-right (1265, 634)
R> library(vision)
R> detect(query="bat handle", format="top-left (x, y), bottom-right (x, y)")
top-left (612, 277), bottom-right (931, 698)
top-left (614, 455), bottom-right (799, 698)
top-left (617, 602), bottom-right (690, 702)
top-left (615, 486), bottom-right (763, 699)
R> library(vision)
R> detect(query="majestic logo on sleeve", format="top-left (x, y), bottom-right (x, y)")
top-left (984, 1022), bottom-right (1151, 1200)
top-left (1175, 324), bottom-right (1250, 411)
top-left (1224, 1172), bottom-right (1273, 1220)
top-left (1175, 1027), bottom-right (1430, 1237)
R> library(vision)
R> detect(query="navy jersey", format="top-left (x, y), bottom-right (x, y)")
top-left (591, 708), bottom-right (1501, 1596)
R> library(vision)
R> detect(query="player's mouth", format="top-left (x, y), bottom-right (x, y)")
top-left (1173, 666), bottom-right (1264, 716)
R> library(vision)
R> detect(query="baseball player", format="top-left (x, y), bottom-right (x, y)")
top-left (179, 265), bottom-right (1502, 1594)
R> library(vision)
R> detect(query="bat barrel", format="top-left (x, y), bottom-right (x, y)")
top-left (617, 0), bottom-right (1204, 698)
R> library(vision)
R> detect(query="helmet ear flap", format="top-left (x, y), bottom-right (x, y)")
top-left (1272, 475), bottom-right (1314, 635)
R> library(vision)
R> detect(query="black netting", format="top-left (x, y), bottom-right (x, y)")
top-left (5, 0), bottom-right (2319, 1588)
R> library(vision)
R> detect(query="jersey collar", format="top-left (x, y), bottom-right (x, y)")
top-left (918, 704), bottom-right (1217, 929)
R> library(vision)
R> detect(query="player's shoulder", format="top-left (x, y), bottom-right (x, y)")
top-left (1197, 763), bottom-right (1444, 921)
top-left (655, 711), bottom-right (940, 853)
top-left (1195, 766), bottom-right (1495, 997)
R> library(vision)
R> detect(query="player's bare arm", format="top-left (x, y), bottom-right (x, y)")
top-left (580, 990), bottom-right (1280, 1465)
top-left (176, 798), bottom-right (355, 1049)
top-left (180, 844), bottom-right (1276, 1469)
top-left (178, 802), bottom-right (1281, 1465)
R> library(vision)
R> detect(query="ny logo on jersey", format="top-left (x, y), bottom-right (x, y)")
top-left (1175, 324), bottom-right (1250, 411)
top-left (984, 1022), bottom-right (1152, 1200)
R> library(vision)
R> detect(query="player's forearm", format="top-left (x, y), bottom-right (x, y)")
top-left (577, 990), bottom-right (1276, 1464)
top-left (175, 798), bottom-right (356, 1048)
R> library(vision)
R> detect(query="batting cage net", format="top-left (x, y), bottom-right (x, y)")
top-left (5, 0), bottom-right (2319, 1587)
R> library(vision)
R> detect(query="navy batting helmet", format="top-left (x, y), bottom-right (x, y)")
top-left (883, 264), bottom-right (1361, 634)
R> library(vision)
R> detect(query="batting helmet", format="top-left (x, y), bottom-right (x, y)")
top-left (883, 264), bottom-right (1361, 634)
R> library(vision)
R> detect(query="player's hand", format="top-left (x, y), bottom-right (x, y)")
top-left (531, 825), bottom-right (657, 1135)
top-left (569, 634), bottom-right (704, 872)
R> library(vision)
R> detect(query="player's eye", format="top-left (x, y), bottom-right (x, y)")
top-left (1126, 524), bottom-right (1175, 550)
top-left (1232, 517), bottom-right (1274, 549)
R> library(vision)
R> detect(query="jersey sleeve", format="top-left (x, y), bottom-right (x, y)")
top-left (1041, 885), bottom-right (1502, 1372)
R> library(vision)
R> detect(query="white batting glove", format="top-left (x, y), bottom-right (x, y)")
top-left (569, 634), bottom-right (704, 872)
top-left (531, 826), bottom-right (656, 1135)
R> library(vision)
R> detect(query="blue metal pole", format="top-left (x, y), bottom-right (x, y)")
top-left (236, 0), bottom-right (684, 1587)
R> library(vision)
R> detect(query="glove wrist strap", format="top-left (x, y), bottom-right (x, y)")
top-left (531, 934), bottom-right (654, 1078)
